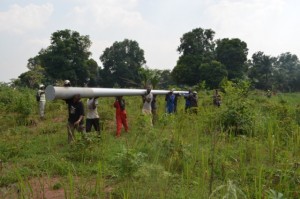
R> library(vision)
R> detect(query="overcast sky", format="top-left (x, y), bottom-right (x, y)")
top-left (1, 0), bottom-right (300, 83)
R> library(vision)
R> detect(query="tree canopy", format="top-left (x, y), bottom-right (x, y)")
top-left (39, 29), bottom-right (93, 86)
top-left (12, 27), bottom-right (300, 92)
top-left (99, 39), bottom-right (146, 87)
top-left (248, 51), bottom-right (300, 91)
top-left (216, 38), bottom-right (248, 80)
top-left (172, 28), bottom-right (216, 86)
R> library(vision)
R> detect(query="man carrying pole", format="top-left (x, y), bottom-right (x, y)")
top-left (142, 86), bottom-right (153, 125)
top-left (114, 96), bottom-right (128, 137)
top-left (65, 94), bottom-right (85, 143)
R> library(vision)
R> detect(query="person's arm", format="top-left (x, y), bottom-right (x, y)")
top-left (146, 94), bottom-right (152, 103)
top-left (74, 102), bottom-right (84, 125)
top-left (92, 98), bottom-right (97, 109)
top-left (114, 99), bottom-right (118, 108)
top-left (74, 115), bottom-right (84, 126)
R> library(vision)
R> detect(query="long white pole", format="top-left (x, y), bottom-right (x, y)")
top-left (45, 85), bottom-right (188, 101)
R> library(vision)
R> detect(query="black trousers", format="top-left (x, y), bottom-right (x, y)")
top-left (86, 118), bottom-right (100, 133)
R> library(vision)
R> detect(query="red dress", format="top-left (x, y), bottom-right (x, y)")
top-left (114, 99), bottom-right (128, 137)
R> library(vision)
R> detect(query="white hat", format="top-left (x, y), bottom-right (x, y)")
top-left (64, 80), bottom-right (70, 84)
top-left (39, 84), bottom-right (45, 89)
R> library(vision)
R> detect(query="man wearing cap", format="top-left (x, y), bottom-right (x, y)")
top-left (37, 84), bottom-right (46, 119)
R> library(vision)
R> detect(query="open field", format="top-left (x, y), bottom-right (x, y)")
top-left (0, 84), bottom-right (299, 198)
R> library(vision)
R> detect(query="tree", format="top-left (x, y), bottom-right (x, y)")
top-left (273, 52), bottom-right (300, 91)
top-left (17, 56), bottom-right (46, 88)
top-left (99, 39), bottom-right (146, 87)
top-left (86, 58), bottom-right (100, 86)
top-left (248, 51), bottom-right (275, 90)
top-left (38, 29), bottom-right (92, 86)
top-left (158, 70), bottom-right (175, 89)
top-left (199, 61), bottom-right (228, 89)
top-left (172, 28), bottom-right (216, 85)
top-left (18, 66), bottom-right (45, 88)
top-left (216, 38), bottom-right (248, 80)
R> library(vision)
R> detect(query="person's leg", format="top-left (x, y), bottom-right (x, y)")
top-left (122, 113), bottom-right (128, 132)
top-left (86, 119), bottom-right (92, 133)
top-left (143, 109), bottom-right (153, 126)
top-left (116, 115), bottom-right (122, 137)
top-left (152, 109), bottom-right (157, 125)
top-left (93, 118), bottom-right (101, 134)
top-left (76, 123), bottom-right (86, 140)
top-left (67, 122), bottom-right (75, 143)
top-left (39, 101), bottom-right (45, 118)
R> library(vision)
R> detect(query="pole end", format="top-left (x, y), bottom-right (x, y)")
top-left (45, 85), bottom-right (56, 101)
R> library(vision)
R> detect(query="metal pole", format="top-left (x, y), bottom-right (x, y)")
top-left (45, 85), bottom-right (188, 101)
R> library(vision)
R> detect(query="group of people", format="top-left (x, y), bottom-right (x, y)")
top-left (63, 80), bottom-right (101, 143)
top-left (164, 89), bottom-right (199, 114)
top-left (36, 81), bottom-right (222, 143)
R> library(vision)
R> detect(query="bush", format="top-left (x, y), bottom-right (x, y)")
top-left (220, 80), bottom-right (254, 135)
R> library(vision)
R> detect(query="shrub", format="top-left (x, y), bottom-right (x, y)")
top-left (220, 80), bottom-right (254, 135)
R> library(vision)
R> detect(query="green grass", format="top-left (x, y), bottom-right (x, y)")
top-left (0, 85), bottom-right (300, 198)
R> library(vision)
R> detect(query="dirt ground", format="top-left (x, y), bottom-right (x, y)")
top-left (0, 177), bottom-right (64, 199)
top-left (0, 176), bottom-right (114, 199)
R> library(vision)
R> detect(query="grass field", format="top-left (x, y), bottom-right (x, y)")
top-left (0, 83), bottom-right (299, 198)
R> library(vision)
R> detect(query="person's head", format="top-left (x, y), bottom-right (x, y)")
top-left (193, 91), bottom-right (197, 96)
top-left (117, 96), bottom-right (123, 100)
top-left (64, 80), bottom-right (71, 87)
top-left (146, 86), bottom-right (152, 94)
top-left (39, 84), bottom-right (45, 89)
top-left (171, 88), bottom-right (175, 93)
top-left (188, 88), bottom-right (192, 94)
top-left (73, 94), bottom-right (81, 102)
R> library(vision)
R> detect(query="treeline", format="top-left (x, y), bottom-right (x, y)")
top-left (13, 28), bottom-right (300, 91)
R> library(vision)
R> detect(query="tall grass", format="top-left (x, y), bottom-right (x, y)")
top-left (0, 84), bottom-right (299, 198)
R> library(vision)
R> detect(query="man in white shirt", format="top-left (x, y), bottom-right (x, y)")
top-left (86, 97), bottom-right (100, 135)
top-left (142, 86), bottom-right (153, 114)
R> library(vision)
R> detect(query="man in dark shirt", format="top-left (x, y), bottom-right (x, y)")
top-left (66, 94), bottom-right (85, 143)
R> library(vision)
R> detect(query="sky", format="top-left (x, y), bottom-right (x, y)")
top-left (1, 0), bottom-right (300, 83)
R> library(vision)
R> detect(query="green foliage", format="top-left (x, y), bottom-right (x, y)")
top-left (0, 85), bottom-right (35, 125)
top-left (209, 180), bottom-right (247, 199)
top-left (249, 51), bottom-right (300, 92)
top-left (172, 28), bottom-right (216, 85)
top-left (53, 182), bottom-right (62, 190)
top-left (17, 65), bottom-right (46, 88)
top-left (100, 39), bottom-right (146, 87)
top-left (220, 80), bottom-right (254, 135)
top-left (216, 38), bottom-right (248, 80)
top-left (160, 137), bottom-right (190, 172)
top-left (266, 189), bottom-right (286, 199)
top-left (112, 147), bottom-right (147, 178)
top-left (199, 60), bottom-right (228, 89)
top-left (248, 51), bottom-right (275, 90)
top-left (38, 29), bottom-right (92, 86)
